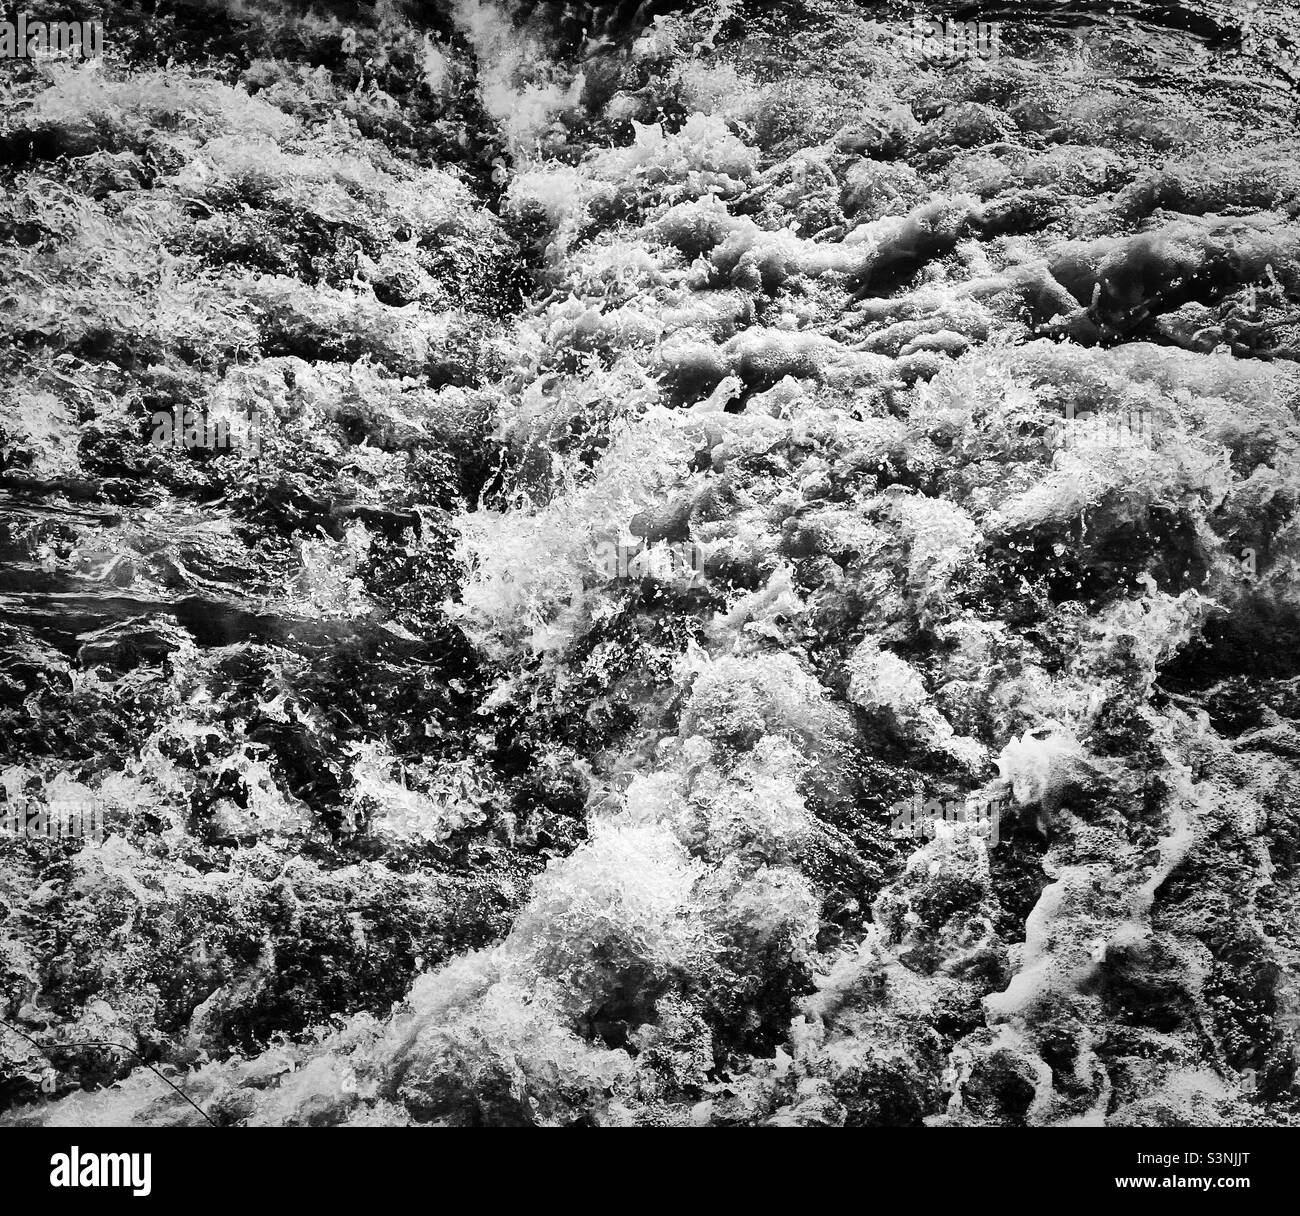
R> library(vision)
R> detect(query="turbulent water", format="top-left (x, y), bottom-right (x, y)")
top-left (1, 0), bottom-right (1299, 1128)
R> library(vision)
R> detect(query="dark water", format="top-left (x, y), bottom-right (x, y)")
top-left (888, 0), bottom-right (1298, 87)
